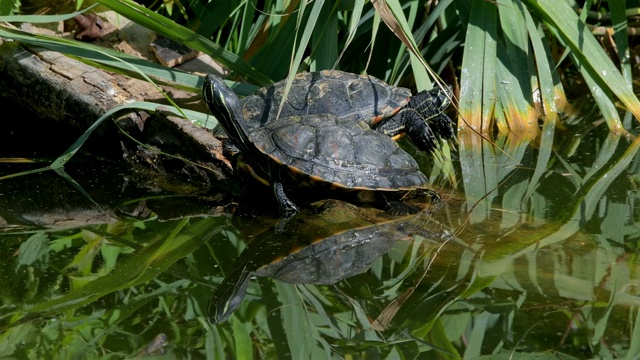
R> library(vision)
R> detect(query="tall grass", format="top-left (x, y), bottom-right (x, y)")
top-left (3, 0), bottom-right (637, 133)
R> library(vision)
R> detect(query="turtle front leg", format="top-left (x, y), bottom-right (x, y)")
top-left (393, 87), bottom-right (455, 152)
top-left (372, 117), bottom-right (405, 139)
top-left (389, 109), bottom-right (455, 153)
top-left (373, 113), bottom-right (439, 152)
top-left (273, 182), bottom-right (300, 213)
top-left (402, 110), bottom-right (441, 153)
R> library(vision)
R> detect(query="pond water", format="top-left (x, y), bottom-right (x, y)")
top-left (0, 104), bottom-right (639, 359)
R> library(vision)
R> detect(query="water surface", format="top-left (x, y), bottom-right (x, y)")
top-left (0, 113), bottom-right (639, 359)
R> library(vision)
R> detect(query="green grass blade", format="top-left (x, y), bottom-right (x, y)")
top-left (581, 132), bottom-right (622, 186)
top-left (523, 113), bottom-right (556, 203)
top-left (310, 1), bottom-right (338, 70)
top-left (525, 14), bottom-right (566, 113)
top-left (276, 283), bottom-right (314, 359)
top-left (524, 0), bottom-right (640, 130)
top-left (191, 0), bottom-right (241, 37)
top-left (610, 0), bottom-right (634, 129)
top-left (335, 0), bottom-right (365, 68)
top-left (51, 102), bottom-right (213, 169)
top-left (376, 0), bottom-right (430, 88)
top-left (0, 166), bottom-right (50, 181)
top-left (457, 0), bottom-right (498, 223)
top-left (236, 1), bottom-right (256, 55)
top-left (52, 167), bottom-right (103, 210)
top-left (231, 316), bottom-right (253, 360)
top-left (581, 66), bottom-right (624, 130)
top-left (463, 312), bottom-right (493, 358)
top-left (0, 25), bottom-right (202, 91)
top-left (496, 0), bottom-right (537, 139)
top-left (96, 0), bottom-right (271, 86)
top-left (0, 3), bottom-right (98, 22)
top-left (610, 0), bottom-right (632, 82)
top-left (401, 1), bottom-right (462, 82)
top-left (521, 11), bottom-right (560, 204)
top-left (510, 136), bottom-right (640, 259)
top-left (457, 0), bottom-right (496, 133)
top-left (626, 308), bottom-right (640, 360)
top-left (276, 0), bottom-right (324, 117)
top-left (427, 318), bottom-right (462, 359)
top-left (386, 0), bottom-right (429, 88)
top-left (419, 20), bottom-right (463, 76)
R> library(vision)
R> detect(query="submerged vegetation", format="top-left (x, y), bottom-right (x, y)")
top-left (1, 0), bottom-right (640, 358)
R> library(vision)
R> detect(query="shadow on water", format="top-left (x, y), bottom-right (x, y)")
top-left (1, 104), bottom-right (639, 358)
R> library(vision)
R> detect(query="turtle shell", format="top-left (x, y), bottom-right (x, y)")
top-left (241, 70), bottom-right (412, 129)
top-left (248, 113), bottom-right (428, 191)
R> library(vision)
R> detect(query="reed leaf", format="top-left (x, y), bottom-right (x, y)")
top-left (0, 3), bottom-right (98, 22)
top-left (524, 0), bottom-right (640, 130)
top-left (309, 1), bottom-right (338, 71)
top-left (96, 0), bottom-right (271, 86)
top-left (456, 0), bottom-right (496, 134)
top-left (270, 0), bottom-right (325, 119)
top-left (627, 309), bottom-right (640, 359)
top-left (496, 0), bottom-right (538, 139)
top-left (372, 0), bottom-right (431, 88)
top-left (231, 316), bottom-right (253, 360)
top-left (457, 0), bottom-right (497, 222)
top-left (51, 102), bottom-right (213, 169)
top-left (335, 0), bottom-right (365, 69)
top-left (0, 25), bottom-right (203, 91)
top-left (498, 136), bottom-right (640, 260)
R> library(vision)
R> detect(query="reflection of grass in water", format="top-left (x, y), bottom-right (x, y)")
top-left (2, 0), bottom-right (640, 356)
top-left (0, 217), bottom-right (229, 357)
top-left (449, 128), bottom-right (640, 357)
top-left (1, 133), bottom-right (639, 358)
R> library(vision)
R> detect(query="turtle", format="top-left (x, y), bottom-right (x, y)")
top-left (240, 70), bottom-right (455, 153)
top-left (209, 198), bottom-right (440, 323)
top-left (202, 74), bottom-right (433, 213)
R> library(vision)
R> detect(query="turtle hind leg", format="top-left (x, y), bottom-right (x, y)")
top-left (273, 182), bottom-right (300, 213)
top-left (272, 182), bottom-right (300, 233)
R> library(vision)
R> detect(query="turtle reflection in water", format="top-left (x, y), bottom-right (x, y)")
top-left (210, 197), bottom-right (442, 323)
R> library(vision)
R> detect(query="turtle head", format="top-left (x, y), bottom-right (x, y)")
top-left (429, 84), bottom-right (453, 113)
top-left (203, 75), bottom-right (254, 152)
top-left (203, 74), bottom-right (242, 123)
top-left (407, 85), bottom-right (452, 119)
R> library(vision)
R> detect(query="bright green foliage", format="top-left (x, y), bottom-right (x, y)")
top-left (3, 0), bottom-right (637, 136)
top-left (0, 0), bottom-right (19, 16)
top-left (2, 1), bottom-right (640, 357)
top-left (2, 139), bottom-right (640, 358)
